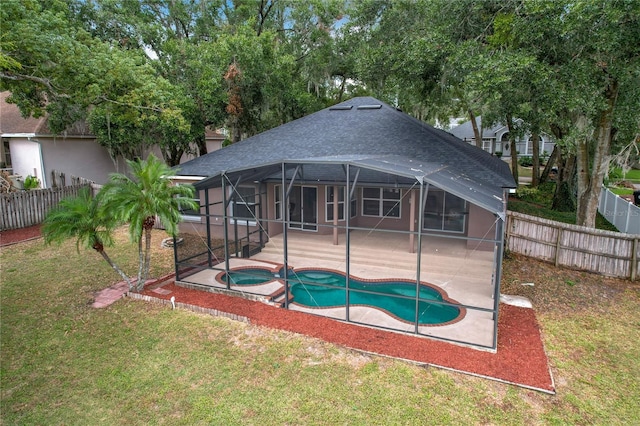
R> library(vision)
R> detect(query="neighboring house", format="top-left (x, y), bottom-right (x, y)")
top-left (0, 91), bottom-right (224, 188)
top-left (449, 117), bottom-right (555, 158)
top-left (171, 97), bottom-right (517, 350)
top-left (0, 91), bottom-right (120, 188)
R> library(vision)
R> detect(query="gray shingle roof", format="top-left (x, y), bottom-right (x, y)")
top-left (449, 116), bottom-right (507, 140)
top-left (176, 97), bottom-right (516, 214)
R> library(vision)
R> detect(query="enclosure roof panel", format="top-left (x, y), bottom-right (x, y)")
top-left (181, 97), bottom-right (515, 213)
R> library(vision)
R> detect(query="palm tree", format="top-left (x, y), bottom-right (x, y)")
top-left (101, 154), bottom-right (198, 291)
top-left (43, 187), bottom-right (133, 289)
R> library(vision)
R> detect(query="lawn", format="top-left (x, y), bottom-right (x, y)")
top-left (508, 182), bottom-right (619, 231)
top-left (1, 228), bottom-right (639, 424)
top-left (609, 167), bottom-right (640, 183)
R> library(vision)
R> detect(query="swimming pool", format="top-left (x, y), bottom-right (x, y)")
top-left (218, 267), bottom-right (461, 325)
top-left (220, 268), bottom-right (276, 285)
top-left (290, 270), bottom-right (461, 325)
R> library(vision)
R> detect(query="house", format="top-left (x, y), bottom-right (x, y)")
top-left (0, 92), bottom-right (119, 188)
top-left (171, 97), bottom-right (517, 350)
top-left (0, 91), bottom-right (225, 188)
top-left (449, 117), bottom-right (555, 158)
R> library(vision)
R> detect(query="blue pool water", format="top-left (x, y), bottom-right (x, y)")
top-left (221, 268), bottom-right (276, 285)
top-left (290, 270), bottom-right (460, 325)
top-left (219, 267), bottom-right (461, 325)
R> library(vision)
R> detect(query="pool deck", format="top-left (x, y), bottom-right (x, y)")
top-left (178, 230), bottom-right (498, 349)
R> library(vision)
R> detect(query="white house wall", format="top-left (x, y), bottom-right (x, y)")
top-left (9, 138), bottom-right (44, 186)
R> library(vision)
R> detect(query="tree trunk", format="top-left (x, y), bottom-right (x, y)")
top-left (540, 145), bottom-right (558, 184)
top-left (138, 217), bottom-right (156, 291)
top-left (136, 237), bottom-right (144, 291)
top-left (575, 80), bottom-right (618, 228)
top-left (552, 151), bottom-right (576, 212)
top-left (196, 135), bottom-right (207, 156)
top-left (469, 110), bottom-right (482, 149)
top-left (531, 131), bottom-right (540, 187)
top-left (506, 114), bottom-right (519, 185)
top-left (96, 248), bottom-right (133, 290)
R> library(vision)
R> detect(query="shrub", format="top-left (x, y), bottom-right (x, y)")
top-left (515, 186), bottom-right (540, 202)
top-left (518, 156), bottom-right (533, 167)
top-left (495, 151), bottom-right (503, 158)
top-left (23, 175), bottom-right (40, 190)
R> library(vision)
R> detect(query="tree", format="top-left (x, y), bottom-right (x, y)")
top-left (100, 154), bottom-right (198, 291)
top-left (43, 187), bottom-right (133, 289)
top-left (1, 0), bottom-right (194, 165)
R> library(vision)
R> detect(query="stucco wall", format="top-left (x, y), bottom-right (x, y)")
top-left (466, 203), bottom-right (498, 251)
top-left (9, 139), bottom-right (44, 186)
top-left (9, 136), bottom-right (125, 188)
top-left (39, 136), bottom-right (124, 186)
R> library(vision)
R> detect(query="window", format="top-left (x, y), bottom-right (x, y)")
top-left (482, 139), bottom-right (493, 153)
top-left (362, 187), bottom-right (401, 218)
top-left (423, 190), bottom-right (466, 233)
top-left (350, 191), bottom-right (357, 218)
top-left (526, 139), bottom-right (534, 155)
top-left (275, 185), bottom-right (282, 220)
top-left (1, 138), bottom-right (11, 168)
top-left (231, 186), bottom-right (256, 225)
top-left (326, 186), bottom-right (345, 221)
top-left (178, 189), bottom-right (201, 223)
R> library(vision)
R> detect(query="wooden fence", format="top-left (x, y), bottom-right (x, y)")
top-left (50, 169), bottom-right (95, 189)
top-left (506, 211), bottom-right (639, 280)
top-left (0, 184), bottom-right (92, 231)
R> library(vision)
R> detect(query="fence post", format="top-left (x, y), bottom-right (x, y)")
top-left (554, 227), bottom-right (563, 267)
top-left (632, 238), bottom-right (638, 281)
top-left (505, 212), bottom-right (511, 253)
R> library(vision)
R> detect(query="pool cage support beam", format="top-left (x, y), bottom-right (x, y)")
top-left (414, 181), bottom-right (429, 333)
top-left (221, 175), bottom-right (231, 290)
top-left (345, 164), bottom-right (353, 322)
top-left (490, 190), bottom-right (508, 350)
top-left (258, 182), bottom-right (265, 249)
top-left (281, 163), bottom-right (294, 309)
top-left (205, 188), bottom-right (213, 268)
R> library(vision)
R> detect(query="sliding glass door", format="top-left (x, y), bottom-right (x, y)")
top-left (289, 186), bottom-right (317, 231)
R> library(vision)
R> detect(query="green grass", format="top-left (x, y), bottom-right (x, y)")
top-left (609, 187), bottom-right (634, 196)
top-left (1, 230), bottom-right (639, 424)
top-left (508, 183), bottom-right (619, 231)
top-left (609, 167), bottom-right (640, 182)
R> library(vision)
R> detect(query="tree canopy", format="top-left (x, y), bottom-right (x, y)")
top-left (2, 0), bottom-right (638, 227)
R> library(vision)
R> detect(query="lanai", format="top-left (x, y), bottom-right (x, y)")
top-left (171, 97), bottom-right (516, 350)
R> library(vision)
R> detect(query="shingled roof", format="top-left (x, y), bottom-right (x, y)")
top-left (176, 96), bottom-right (516, 214)
top-left (0, 91), bottom-right (93, 136)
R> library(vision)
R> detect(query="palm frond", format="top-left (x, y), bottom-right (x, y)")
top-left (43, 187), bottom-right (114, 252)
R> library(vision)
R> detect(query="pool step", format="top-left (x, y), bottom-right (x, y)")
top-left (270, 290), bottom-right (294, 308)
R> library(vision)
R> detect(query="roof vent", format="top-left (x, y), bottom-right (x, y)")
top-left (357, 104), bottom-right (382, 110)
top-left (329, 105), bottom-right (353, 110)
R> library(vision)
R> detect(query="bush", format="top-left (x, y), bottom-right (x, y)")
top-left (495, 151), bottom-right (503, 158)
top-left (514, 186), bottom-right (541, 203)
top-left (23, 175), bottom-right (40, 190)
top-left (518, 156), bottom-right (533, 167)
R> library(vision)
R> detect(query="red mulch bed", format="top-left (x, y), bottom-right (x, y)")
top-left (0, 225), bottom-right (42, 246)
top-left (140, 282), bottom-right (555, 393)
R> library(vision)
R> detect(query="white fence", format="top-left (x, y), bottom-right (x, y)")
top-left (598, 187), bottom-right (640, 235)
